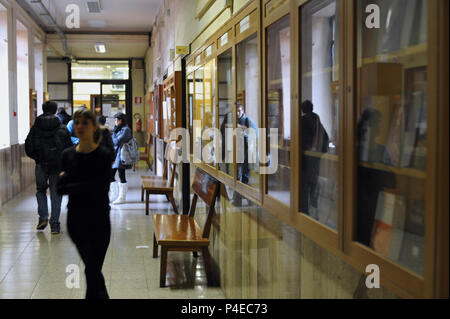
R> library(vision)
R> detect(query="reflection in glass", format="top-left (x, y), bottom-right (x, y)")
top-left (187, 73), bottom-right (194, 154)
top-left (236, 33), bottom-right (259, 190)
top-left (300, 0), bottom-right (339, 230)
top-left (102, 84), bottom-right (127, 128)
top-left (194, 67), bottom-right (204, 161)
top-left (356, 0), bottom-right (427, 276)
top-left (218, 49), bottom-right (233, 176)
top-left (266, 16), bottom-right (290, 206)
top-left (204, 60), bottom-right (216, 165)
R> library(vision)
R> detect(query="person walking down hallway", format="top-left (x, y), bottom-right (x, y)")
top-left (25, 101), bottom-right (72, 234)
top-left (57, 109), bottom-right (112, 299)
top-left (111, 112), bottom-right (132, 205)
top-left (56, 107), bottom-right (71, 125)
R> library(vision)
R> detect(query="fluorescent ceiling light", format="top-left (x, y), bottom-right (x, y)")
top-left (115, 67), bottom-right (129, 71)
top-left (94, 43), bottom-right (106, 53)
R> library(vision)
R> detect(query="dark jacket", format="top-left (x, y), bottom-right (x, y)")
top-left (301, 112), bottom-right (329, 153)
top-left (112, 124), bottom-right (132, 169)
top-left (100, 127), bottom-right (115, 163)
top-left (25, 113), bottom-right (73, 174)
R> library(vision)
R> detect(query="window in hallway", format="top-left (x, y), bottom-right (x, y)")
top-left (187, 72), bottom-right (194, 154)
top-left (266, 15), bottom-right (291, 206)
top-left (218, 48), bottom-right (233, 177)
top-left (16, 19), bottom-right (29, 144)
top-left (203, 59), bottom-right (216, 166)
top-left (193, 66), bottom-right (204, 162)
top-left (71, 60), bottom-right (129, 80)
top-left (0, 4), bottom-right (9, 148)
top-left (236, 33), bottom-right (259, 190)
top-left (300, 0), bottom-right (339, 230)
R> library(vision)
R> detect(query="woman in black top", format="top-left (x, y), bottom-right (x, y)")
top-left (58, 109), bottom-right (112, 299)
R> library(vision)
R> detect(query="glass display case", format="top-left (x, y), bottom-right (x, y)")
top-left (300, 0), bottom-right (340, 231)
top-left (266, 15), bottom-right (291, 206)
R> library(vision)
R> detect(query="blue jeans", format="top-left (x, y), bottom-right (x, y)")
top-left (35, 164), bottom-right (62, 230)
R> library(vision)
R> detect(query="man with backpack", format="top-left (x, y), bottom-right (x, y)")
top-left (25, 101), bottom-right (73, 234)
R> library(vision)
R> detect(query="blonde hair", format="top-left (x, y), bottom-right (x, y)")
top-left (73, 109), bottom-right (102, 144)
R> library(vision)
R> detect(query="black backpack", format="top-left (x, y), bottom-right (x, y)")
top-left (37, 129), bottom-right (63, 175)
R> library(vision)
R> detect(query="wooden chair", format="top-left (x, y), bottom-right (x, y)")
top-left (152, 168), bottom-right (220, 288)
top-left (141, 142), bottom-right (178, 215)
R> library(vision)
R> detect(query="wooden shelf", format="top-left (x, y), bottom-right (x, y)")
top-left (359, 161), bottom-right (426, 179)
top-left (361, 43), bottom-right (427, 66)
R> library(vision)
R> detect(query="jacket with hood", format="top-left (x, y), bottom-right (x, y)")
top-left (25, 113), bottom-right (73, 174)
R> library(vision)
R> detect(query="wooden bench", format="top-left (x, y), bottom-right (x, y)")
top-left (152, 168), bottom-right (220, 288)
top-left (141, 142), bottom-right (178, 215)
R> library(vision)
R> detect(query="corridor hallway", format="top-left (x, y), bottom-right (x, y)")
top-left (0, 167), bottom-right (224, 299)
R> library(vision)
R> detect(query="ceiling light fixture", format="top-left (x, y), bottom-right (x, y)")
top-left (94, 42), bottom-right (106, 53)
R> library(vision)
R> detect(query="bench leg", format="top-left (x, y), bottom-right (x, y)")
top-left (153, 233), bottom-right (158, 258)
top-left (160, 246), bottom-right (168, 288)
top-left (145, 191), bottom-right (149, 216)
top-left (193, 252), bottom-right (198, 258)
top-left (169, 194), bottom-right (178, 214)
top-left (141, 186), bottom-right (144, 202)
top-left (202, 247), bottom-right (213, 286)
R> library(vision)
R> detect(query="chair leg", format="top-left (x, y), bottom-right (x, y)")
top-left (146, 191), bottom-right (150, 216)
top-left (193, 252), bottom-right (198, 258)
top-left (153, 233), bottom-right (158, 258)
top-left (160, 246), bottom-right (168, 288)
top-left (169, 194), bottom-right (178, 214)
top-left (146, 160), bottom-right (151, 171)
top-left (141, 186), bottom-right (144, 202)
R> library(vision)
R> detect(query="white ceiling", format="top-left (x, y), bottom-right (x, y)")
top-left (46, 34), bottom-right (149, 58)
top-left (34, 0), bottom-right (164, 33)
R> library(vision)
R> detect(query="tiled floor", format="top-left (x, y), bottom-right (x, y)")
top-left (0, 167), bottom-right (225, 299)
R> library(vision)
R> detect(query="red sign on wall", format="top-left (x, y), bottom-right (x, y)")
top-left (135, 97), bottom-right (142, 104)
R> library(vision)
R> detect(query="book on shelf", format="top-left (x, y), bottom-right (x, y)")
top-left (400, 91), bottom-right (423, 168)
top-left (370, 191), bottom-right (406, 261)
top-left (405, 199), bottom-right (425, 236)
top-left (383, 103), bottom-right (403, 167)
top-left (398, 231), bottom-right (425, 276)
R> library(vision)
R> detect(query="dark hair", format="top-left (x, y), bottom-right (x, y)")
top-left (114, 112), bottom-right (127, 125)
top-left (73, 109), bottom-right (102, 144)
top-left (43, 101), bottom-right (58, 115)
top-left (57, 107), bottom-right (66, 114)
top-left (301, 100), bottom-right (314, 114)
top-left (98, 115), bottom-right (107, 126)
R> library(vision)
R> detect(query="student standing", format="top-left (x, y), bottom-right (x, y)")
top-left (57, 109), bottom-right (112, 299)
top-left (25, 101), bottom-right (72, 234)
top-left (111, 112), bottom-right (132, 205)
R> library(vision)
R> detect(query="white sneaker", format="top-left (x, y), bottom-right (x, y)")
top-left (109, 182), bottom-right (119, 202)
top-left (113, 183), bottom-right (128, 205)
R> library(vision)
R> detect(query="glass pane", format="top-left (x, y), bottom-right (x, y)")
top-left (163, 88), bottom-right (171, 139)
top-left (72, 61), bottom-right (129, 80)
top-left (0, 4), bottom-right (8, 148)
top-left (356, 0), bottom-right (427, 276)
top-left (187, 73), bottom-right (194, 154)
top-left (236, 33), bottom-right (260, 189)
top-left (218, 49), bottom-right (233, 176)
top-left (102, 84), bottom-right (127, 128)
top-left (266, 15), bottom-right (291, 206)
top-left (204, 60), bottom-right (216, 165)
top-left (16, 20), bottom-right (29, 144)
top-left (48, 84), bottom-right (69, 100)
top-left (193, 67), bottom-right (204, 161)
top-left (72, 82), bottom-right (100, 114)
top-left (300, 0), bottom-right (339, 230)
